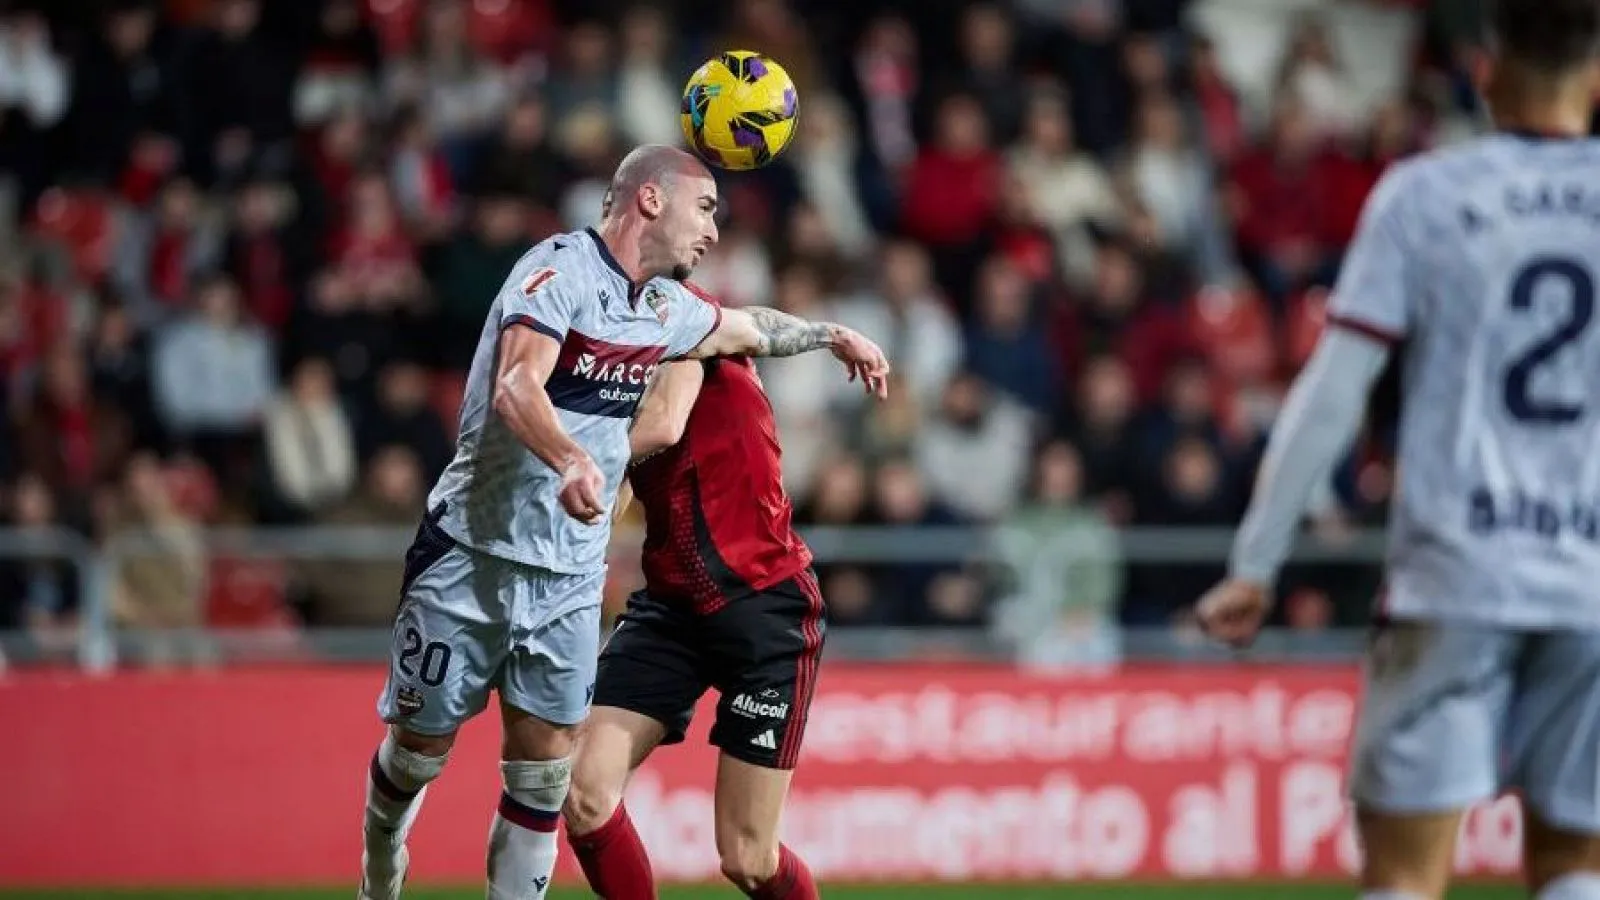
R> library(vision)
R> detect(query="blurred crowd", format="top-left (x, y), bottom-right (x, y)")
top-left (0, 0), bottom-right (1505, 657)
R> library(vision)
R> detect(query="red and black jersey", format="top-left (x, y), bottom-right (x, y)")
top-left (628, 353), bottom-right (812, 614)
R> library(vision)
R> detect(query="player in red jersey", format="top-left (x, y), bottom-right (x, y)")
top-left (561, 291), bottom-right (887, 900)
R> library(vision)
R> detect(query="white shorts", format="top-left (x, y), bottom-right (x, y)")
top-left (375, 510), bottom-right (605, 735)
top-left (1349, 618), bottom-right (1600, 833)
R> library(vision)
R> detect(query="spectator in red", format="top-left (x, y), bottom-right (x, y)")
top-left (15, 341), bottom-right (133, 497)
top-left (325, 172), bottom-right (425, 314)
top-left (113, 176), bottom-right (222, 326)
top-left (387, 106), bottom-right (457, 243)
top-left (1226, 98), bottom-right (1344, 308)
top-left (1187, 35), bottom-right (1245, 164)
top-left (900, 91), bottom-right (1003, 304)
top-left (223, 176), bottom-right (303, 334)
top-left (1052, 238), bottom-right (1195, 402)
top-left (1323, 99), bottom-right (1421, 247)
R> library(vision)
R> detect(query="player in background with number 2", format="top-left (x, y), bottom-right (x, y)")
top-left (1200, 2), bottom-right (1600, 898)
top-left (357, 144), bottom-right (887, 900)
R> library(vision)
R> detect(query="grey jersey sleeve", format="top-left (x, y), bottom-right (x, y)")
top-left (662, 283), bottom-right (723, 359)
top-left (1228, 327), bottom-right (1392, 583)
top-left (499, 251), bottom-right (579, 341)
top-left (1324, 162), bottom-right (1420, 343)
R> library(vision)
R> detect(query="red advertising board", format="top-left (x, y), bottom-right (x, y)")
top-left (0, 664), bottom-right (1524, 886)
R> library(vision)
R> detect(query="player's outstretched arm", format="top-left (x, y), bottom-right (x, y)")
top-left (1200, 327), bottom-right (1391, 646)
top-left (687, 306), bottom-right (890, 398)
top-left (629, 360), bottom-right (705, 462)
top-left (494, 325), bottom-right (606, 522)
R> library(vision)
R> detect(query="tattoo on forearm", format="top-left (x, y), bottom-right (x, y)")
top-left (744, 307), bottom-right (837, 357)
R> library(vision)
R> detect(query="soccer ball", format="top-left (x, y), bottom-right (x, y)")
top-left (680, 51), bottom-right (799, 171)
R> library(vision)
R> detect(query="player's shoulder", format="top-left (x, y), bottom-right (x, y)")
top-left (522, 229), bottom-right (594, 270)
top-left (643, 278), bottom-right (722, 310)
top-left (504, 229), bottom-right (599, 292)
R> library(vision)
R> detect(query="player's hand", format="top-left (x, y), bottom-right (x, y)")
top-left (829, 327), bottom-right (891, 399)
top-left (1196, 578), bottom-right (1271, 649)
top-left (558, 453), bottom-right (606, 524)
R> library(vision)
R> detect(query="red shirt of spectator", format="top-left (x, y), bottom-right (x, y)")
top-left (327, 175), bottom-right (417, 288)
top-left (1051, 243), bottom-right (1198, 404)
top-left (1187, 284), bottom-right (1277, 389)
top-left (1227, 101), bottom-right (1344, 263)
top-left (900, 93), bottom-right (1002, 248)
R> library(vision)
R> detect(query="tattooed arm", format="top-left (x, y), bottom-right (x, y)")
top-left (687, 306), bottom-right (838, 357)
top-left (687, 306), bottom-right (892, 396)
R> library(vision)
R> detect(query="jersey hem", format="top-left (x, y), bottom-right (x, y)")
top-left (431, 517), bottom-right (607, 576)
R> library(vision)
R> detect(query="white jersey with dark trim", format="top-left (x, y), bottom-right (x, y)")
top-left (427, 228), bottom-right (721, 577)
top-left (1329, 133), bottom-right (1600, 628)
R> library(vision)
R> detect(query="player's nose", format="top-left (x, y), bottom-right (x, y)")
top-left (705, 219), bottom-right (719, 246)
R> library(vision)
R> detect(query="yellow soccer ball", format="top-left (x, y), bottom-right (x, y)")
top-left (680, 51), bottom-right (799, 171)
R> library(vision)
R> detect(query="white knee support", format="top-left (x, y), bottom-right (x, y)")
top-left (1540, 872), bottom-right (1600, 900)
top-left (378, 732), bottom-right (448, 793)
top-left (502, 757), bottom-right (572, 810)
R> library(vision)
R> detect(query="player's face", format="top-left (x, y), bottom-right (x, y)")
top-left (661, 173), bottom-right (720, 280)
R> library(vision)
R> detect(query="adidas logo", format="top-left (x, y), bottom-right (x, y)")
top-left (751, 729), bottom-right (777, 750)
top-left (533, 874), bottom-right (549, 894)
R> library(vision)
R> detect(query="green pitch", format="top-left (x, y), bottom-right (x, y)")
top-left (0, 886), bottom-right (1524, 899)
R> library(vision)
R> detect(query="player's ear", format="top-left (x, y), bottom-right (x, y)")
top-left (639, 182), bottom-right (664, 219)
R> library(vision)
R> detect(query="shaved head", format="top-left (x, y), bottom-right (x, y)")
top-left (596, 143), bottom-right (720, 283)
top-left (603, 144), bottom-right (712, 218)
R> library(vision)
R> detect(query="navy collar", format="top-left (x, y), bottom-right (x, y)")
top-left (586, 227), bottom-right (637, 291)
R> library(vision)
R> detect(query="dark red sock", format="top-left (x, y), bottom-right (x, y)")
top-left (566, 804), bottom-right (656, 899)
top-left (747, 844), bottom-right (818, 900)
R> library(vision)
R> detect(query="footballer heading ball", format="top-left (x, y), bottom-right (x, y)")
top-left (681, 51), bottom-right (799, 171)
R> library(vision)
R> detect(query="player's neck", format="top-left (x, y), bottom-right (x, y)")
top-left (1487, 66), bottom-right (1593, 139)
top-left (593, 218), bottom-right (652, 285)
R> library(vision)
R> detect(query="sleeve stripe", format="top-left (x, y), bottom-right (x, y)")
top-left (697, 304), bottom-right (723, 349)
top-left (1325, 313), bottom-right (1402, 346)
top-left (502, 314), bottom-right (564, 343)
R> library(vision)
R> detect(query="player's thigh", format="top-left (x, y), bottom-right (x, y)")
top-left (565, 705), bottom-right (670, 835)
top-left (377, 520), bottom-right (511, 739)
top-left (714, 752), bottom-right (794, 882)
top-left (592, 589), bottom-right (714, 750)
top-left (1506, 630), bottom-right (1600, 890)
top-left (708, 572), bottom-right (827, 771)
top-left (1348, 619), bottom-right (1519, 892)
top-left (500, 568), bottom-right (608, 759)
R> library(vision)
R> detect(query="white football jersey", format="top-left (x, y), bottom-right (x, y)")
top-left (428, 228), bottom-right (720, 575)
top-left (1332, 133), bottom-right (1600, 629)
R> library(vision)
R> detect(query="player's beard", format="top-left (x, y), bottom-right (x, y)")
top-left (671, 262), bottom-right (693, 281)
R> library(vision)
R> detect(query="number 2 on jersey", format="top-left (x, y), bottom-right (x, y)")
top-left (1503, 257), bottom-right (1594, 424)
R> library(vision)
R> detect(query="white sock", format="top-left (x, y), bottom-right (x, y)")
top-left (1539, 872), bottom-right (1600, 899)
top-left (363, 734), bottom-right (447, 887)
top-left (1358, 892), bottom-right (1426, 900)
top-left (487, 757), bottom-right (571, 899)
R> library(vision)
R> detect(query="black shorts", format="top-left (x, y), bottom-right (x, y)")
top-left (592, 569), bottom-right (827, 770)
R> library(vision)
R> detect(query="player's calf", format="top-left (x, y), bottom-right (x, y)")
top-left (1355, 808), bottom-right (1462, 900)
top-left (714, 754), bottom-right (817, 899)
top-left (360, 727), bottom-right (453, 900)
top-left (1525, 814), bottom-right (1600, 898)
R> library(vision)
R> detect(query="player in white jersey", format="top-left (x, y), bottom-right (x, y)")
top-left (355, 145), bottom-right (889, 900)
top-left (1200, 2), bottom-right (1600, 897)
